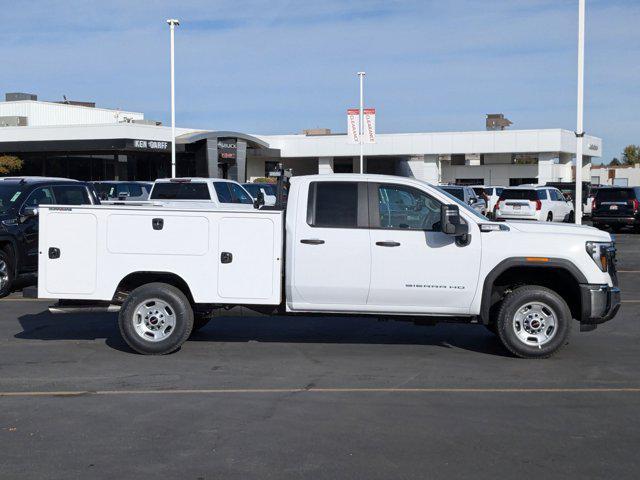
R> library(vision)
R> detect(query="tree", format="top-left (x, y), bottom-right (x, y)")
top-left (0, 155), bottom-right (23, 175)
top-left (610, 157), bottom-right (621, 166)
top-left (622, 145), bottom-right (640, 165)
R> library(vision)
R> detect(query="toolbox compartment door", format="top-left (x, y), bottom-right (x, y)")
top-left (42, 211), bottom-right (98, 295)
top-left (217, 216), bottom-right (278, 300)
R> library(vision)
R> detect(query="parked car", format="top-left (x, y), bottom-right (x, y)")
top-left (471, 186), bottom-right (504, 218)
top-left (439, 185), bottom-right (487, 215)
top-left (242, 183), bottom-right (277, 206)
top-left (494, 186), bottom-right (574, 222)
top-left (149, 178), bottom-right (256, 209)
top-left (545, 181), bottom-right (592, 217)
top-left (93, 181), bottom-right (153, 201)
top-left (592, 187), bottom-right (640, 232)
top-left (37, 173), bottom-right (620, 359)
top-left (0, 176), bottom-right (99, 298)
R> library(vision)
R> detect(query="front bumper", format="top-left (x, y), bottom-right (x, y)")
top-left (579, 284), bottom-right (621, 325)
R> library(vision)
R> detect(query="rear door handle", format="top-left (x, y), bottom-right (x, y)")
top-left (300, 239), bottom-right (325, 245)
top-left (376, 241), bottom-right (401, 247)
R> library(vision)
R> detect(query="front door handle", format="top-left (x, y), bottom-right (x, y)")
top-left (300, 239), bottom-right (325, 245)
top-left (376, 241), bottom-right (401, 247)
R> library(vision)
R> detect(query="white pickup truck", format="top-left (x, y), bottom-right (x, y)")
top-left (36, 174), bottom-right (620, 358)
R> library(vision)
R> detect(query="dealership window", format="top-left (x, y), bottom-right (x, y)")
top-left (265, 161), bottom-right (279, 178)
top-left (509, 178), bottom-right (538, 186)
top-left (307, 182), bottom-right (360, 228)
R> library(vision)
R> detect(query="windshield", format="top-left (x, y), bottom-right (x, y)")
top-left (440, 186), bottom-right (464, 201)
top-left (0, 184), bottom-right (23, 214)
top-left (435, 186), bottom-right (488, 221)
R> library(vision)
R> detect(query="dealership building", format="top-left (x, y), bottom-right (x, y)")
top-left (0, 93), bottom-right (602, 186)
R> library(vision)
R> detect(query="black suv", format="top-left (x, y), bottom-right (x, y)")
top-left (0, 177), bottom-right (99, 297)
top-left (592, 187), bottom-right (640, 232)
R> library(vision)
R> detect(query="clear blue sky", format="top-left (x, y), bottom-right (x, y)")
top-left (3, 0), bottom-right (638, 163)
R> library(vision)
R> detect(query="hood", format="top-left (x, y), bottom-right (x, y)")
top-left (505, 220), bottom-right (611, 241)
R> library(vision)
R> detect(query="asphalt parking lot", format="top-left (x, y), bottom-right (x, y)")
top-left (1, 229), bottom-right (640, 479)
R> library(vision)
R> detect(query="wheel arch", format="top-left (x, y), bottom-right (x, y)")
top-left (480, 258), bottom-right (587, 324)
top-left (113, 271), bottom-right (195, 305)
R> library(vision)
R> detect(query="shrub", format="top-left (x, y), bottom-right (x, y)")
top-left (0, 155), bottom-right (23, 175)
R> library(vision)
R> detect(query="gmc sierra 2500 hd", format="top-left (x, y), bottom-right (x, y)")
top-left (36, 174), bottom-right (620, 358)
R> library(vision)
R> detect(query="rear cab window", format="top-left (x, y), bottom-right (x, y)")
top-left (150, 182), bottom-right (211, 200)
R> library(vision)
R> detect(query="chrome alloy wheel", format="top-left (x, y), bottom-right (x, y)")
top-left (512, 301), bottom-right (557, 347)
top-left (132, 298), bottom-right (176, 342)
top-left (0, 259), bottom-right (8, 291)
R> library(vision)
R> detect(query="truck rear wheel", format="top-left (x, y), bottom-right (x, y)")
top-left (118, 282), bottom-right (194, 355)
top-left (496, 286), bottom-right (571, 359)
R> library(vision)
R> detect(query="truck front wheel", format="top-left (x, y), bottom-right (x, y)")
top-left (118, 282), bottom-right (194, 355)
top-left (0, 249), bottom-right (15, 299)
top-left (496, 286), bottom-right (571, 359)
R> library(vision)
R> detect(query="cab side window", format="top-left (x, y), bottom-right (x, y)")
top-left (23, 187), bottom-right (55, 208)
top-left (229, 183), bottom-right (253, 204)
top-left (213, 183), bottom-right (233, 203)
top-left (307, 182), bottom-right (361, 228)
top-left (52, 186), bottom-right (90, 205)
top-left (377, 184), bottom-right (441, 230)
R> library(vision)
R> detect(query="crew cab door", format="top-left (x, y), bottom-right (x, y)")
top-left (367, 183), bottom-right (481, 314)
top-left (290, 181), bottom-right (371, 308)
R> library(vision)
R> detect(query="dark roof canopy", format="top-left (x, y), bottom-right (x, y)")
top-left (175, 131), bottom-right (270, 149)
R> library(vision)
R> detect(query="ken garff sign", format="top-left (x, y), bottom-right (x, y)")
top-left (131, 139), bottom-right (169, 150)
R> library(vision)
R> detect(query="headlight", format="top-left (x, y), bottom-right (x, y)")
top-left (586, 241), bottom-right (613, 272)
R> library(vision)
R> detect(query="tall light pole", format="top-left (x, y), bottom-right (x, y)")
top-left (357, 71), bottom-right (366, 174)
top-left (574, 1), bottom-right (585, 224)
top-left (167, 18), bottom-right (180, 178)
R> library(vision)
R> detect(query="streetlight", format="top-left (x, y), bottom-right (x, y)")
top-left (166, 18), bottom-right (180, 178)
top-left (357, 71), bottom-right (366, 174)
top-left (574, 1), bottom-right (585, 224)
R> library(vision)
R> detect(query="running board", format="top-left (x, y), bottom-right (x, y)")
top-left (48, 302), bottom-right (121, 314)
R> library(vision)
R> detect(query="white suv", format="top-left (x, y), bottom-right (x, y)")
top-left (471, 186), bottom-right (504, 218)
top-left (149, 178), bottom-right (256, 209)
top-left (495, 185), bottom-right (574, 222)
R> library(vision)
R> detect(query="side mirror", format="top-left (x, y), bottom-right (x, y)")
top-left (21, 206), bottom-right (39, 222)
top-left (440, 204), bottom-right (468, 236)
top-left (254, 191), bottom-right (265, 209)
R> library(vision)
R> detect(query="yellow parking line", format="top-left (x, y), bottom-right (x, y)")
top-left (1, 387), bottom-right (640, 397)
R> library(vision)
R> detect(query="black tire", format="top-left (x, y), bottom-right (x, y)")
top-left (566, 211), bottom-right (575, 223)
top-left (0, 249), bottom-right (15, 299)
top-left (496, 285), bottom-right (572, 359)
top-left (118, 282), bottom-right (193, 355)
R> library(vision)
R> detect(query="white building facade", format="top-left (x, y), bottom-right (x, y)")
top-left (0, 97), bottom-right (602, 186)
